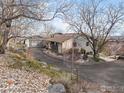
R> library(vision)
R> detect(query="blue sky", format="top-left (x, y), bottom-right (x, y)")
top-left (34, 0), bottom-right (124, 35)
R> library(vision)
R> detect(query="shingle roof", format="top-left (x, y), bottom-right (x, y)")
top-left (109, 36), bottom-right (124, 42)
top-left (43, 32), bottom-right (92, 43)
top-left (44, 34), bottom-right (73, 43)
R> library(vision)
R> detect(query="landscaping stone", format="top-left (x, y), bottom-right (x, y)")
top-left (87, 90), bottom-right (101, 93)
top-left (0, 55), bottom-right (50, 93)
top-left (48, 83), bottom-right (66, 93)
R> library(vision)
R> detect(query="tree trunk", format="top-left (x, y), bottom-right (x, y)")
top-left (93, 51), bottom-right (97, 59)
top-left (0, 27), bottom-right (10, 54)
top-left (0, 46), bottom-right (5, 54)
top-left (93, 49), bottom-right (99, 61)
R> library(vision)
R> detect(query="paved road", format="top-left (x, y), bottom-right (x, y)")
top-left (31, 48), bottom-right (124, 86)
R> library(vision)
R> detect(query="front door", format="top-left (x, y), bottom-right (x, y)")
top-left (50, 42), bottom-right (58, 53)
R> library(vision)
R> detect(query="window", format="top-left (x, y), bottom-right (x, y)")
top-left (73, 42), bottom-right (77, 47)
top-left (86, 42), bottom-right (89, 46)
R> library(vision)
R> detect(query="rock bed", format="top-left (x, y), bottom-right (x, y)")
top-left (0, 55), bottom-right (50, 93)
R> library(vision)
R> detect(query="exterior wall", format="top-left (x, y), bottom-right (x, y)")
top-left (25, 39), bottom-right (42, 48)
top-left (30, 40), bottom-right (42, 47)
top-left (75, 36), bottom-right (92, 53)
top-left (7, 38), bottom-right (26, 49)
top-left (62, 39), bottom-right (73, 53)
top-left (25, 39), bottom-right (30, 48)
top-left (61, 37), bottom-right (93, 53)
top-left (58, 43), bottom-right (62, 53)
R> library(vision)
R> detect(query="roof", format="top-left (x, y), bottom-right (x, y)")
top-left (44, 35), bottom-right (73, 43)
top-left (25, 35), bottom-right (43, 41)
top-left (108, 36), bottom-right (124, 42)
top-left (43, 33), bottom-right (78, 43)
top-left (43, 32), bottom-right (92, 43)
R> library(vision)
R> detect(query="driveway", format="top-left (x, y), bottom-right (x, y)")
top-left (31, 48), bottom-right (124, 86)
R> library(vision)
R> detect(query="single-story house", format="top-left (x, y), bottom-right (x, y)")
top-left (7, 35), bottom-right (43, 49)
top-left (43, 33), bottom-right (92, 54)
top-left (105, 36), bottom-right (124, 55)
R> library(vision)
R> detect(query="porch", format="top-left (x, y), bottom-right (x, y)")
top-left (48, 41), bottom-right (62, 54)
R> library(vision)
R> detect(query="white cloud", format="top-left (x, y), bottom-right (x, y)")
top-left (52, 18), bottom-right (69, 33)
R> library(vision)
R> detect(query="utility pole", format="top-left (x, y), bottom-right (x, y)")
top-left (71, 41), bottom-right (76, 80)
top-left (71, 44), bottom-right (74, 80)
top-left (26, 40), bottom-right (33, 59)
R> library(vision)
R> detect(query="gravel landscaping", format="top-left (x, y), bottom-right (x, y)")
top-left (0, 55), bottom-right (50, 93)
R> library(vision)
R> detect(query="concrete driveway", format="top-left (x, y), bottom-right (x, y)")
top-left (31, 48), bottom-right (124, 87)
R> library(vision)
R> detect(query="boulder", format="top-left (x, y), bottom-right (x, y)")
top-left (48, 83), bottom-right (66, 93)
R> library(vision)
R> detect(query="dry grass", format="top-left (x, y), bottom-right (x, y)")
top-left (8, 51), bottom-right (72, 79)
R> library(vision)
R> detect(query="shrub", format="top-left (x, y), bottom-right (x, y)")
top-left (80, 48), bottom-right (86, 54)
top-left (64, 48), bottom-right (80, 55)
top-left (9, 61), bottom-right (24, 69)
top-left (64, 48), bottom-right (81, 60)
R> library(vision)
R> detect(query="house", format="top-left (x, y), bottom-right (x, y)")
top-left (43, 33), bottom-right (92, 54)
top-left (25, 35), bottom-right (43, 48)
top-left (7, 35), bottom-right (43, 50)
top-left (105, 36), bottom-right (124, 55)
top-left (7, 37), bottom-right (27, 50)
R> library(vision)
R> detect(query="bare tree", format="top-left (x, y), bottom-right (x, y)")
top-left (65, 0), bottom-right (124, 60)
top-left (0, 0), bottom-right (71, 53)
top-left (42, 23), bottom-right (57, 37)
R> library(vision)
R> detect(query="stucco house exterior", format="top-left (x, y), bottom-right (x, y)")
top-left (43, 33), bottom-right (93, 54)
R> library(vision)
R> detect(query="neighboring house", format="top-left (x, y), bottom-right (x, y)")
top-left (7, 37), bottom-right (26, 49)
top-left (105, 36), bottom-right (124, 55)
top-left (7, 35), bottom-right (43, 49)
top-left (43, 33), bottom-right (92, 54)
top-left (25, 35), bottom-right (43, 48)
